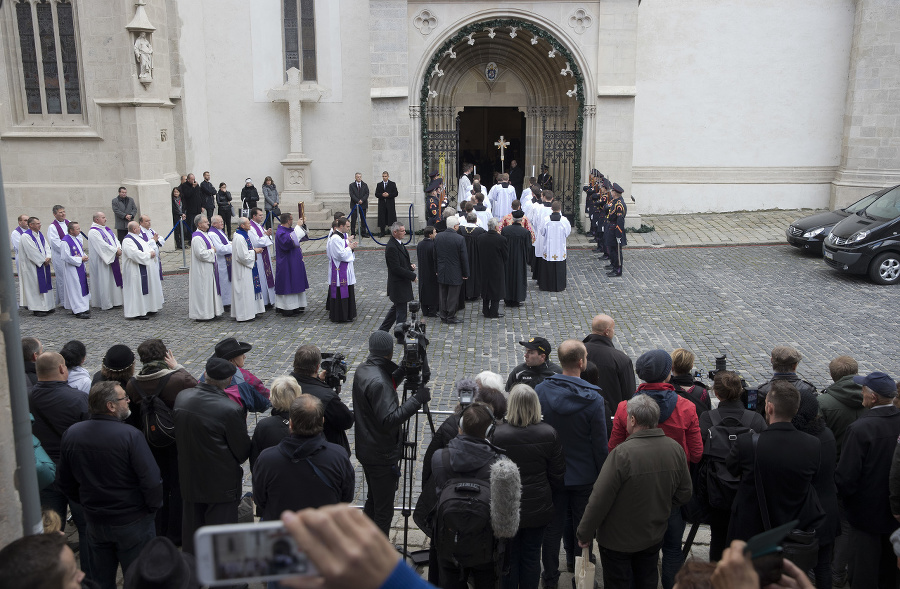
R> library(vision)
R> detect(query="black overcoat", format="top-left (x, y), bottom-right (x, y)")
top-left (476, 230), bottom-right (508, 300)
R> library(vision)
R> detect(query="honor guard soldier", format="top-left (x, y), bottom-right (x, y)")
top-left (605, 183), bottom-right (627, 277)
top-left (425, 173), bottom-right (444, 226)
top-left (537, 164), bottom-right (553, 191)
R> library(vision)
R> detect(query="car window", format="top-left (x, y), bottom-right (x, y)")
top-left (865, 186), bottom-right (900, 220)
top-left (844, 193), bottom-right (881, 213)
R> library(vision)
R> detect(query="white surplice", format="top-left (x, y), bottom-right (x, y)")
top-left (188, 231), bottom-right (223, 320)
top-left (531, 203), bottom-right (554, 259)
top-left (458, 175), bottom-right (472, 201)
top-left (60, 236), bottom-right (90, 314)
top-left (122, 234), bottom-right (162, 317)
top-left (541, 215), bottom-right (572, 261)
top-left (488, 184), bottom-right (516, 219)
top-left (87, 224), bottom-right (124, 310)
top-left (139, 228), bottom-right (165, 305)
top-left (326, 232), bottom-right (356, 286)
top-left (11, 226), bottom-right (26, 307)
top-left (248, 220), bottom-right (276, 305)
top-left (47, 219), bottom-right (70, 308)
top-left (19, 230), bottom-right (54, 311)
top-left (208, 227), bottom-right (233, 306)
top-left (230, 233), bottom-right (264, 322)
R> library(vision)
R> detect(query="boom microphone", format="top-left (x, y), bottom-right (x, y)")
top-left (489, 456), bottom-right (521, 539)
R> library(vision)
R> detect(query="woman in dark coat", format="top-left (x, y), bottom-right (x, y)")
top-left (476, 219), bottom-right (508, 318)
top-left (493, 384), bottom-right (565, 589)
top-left (249, 376), bottom-right (301, 471)
top-left (171, 186), bottom-right (188, 249)
top-left (240, 178), bottom-right (260, 215)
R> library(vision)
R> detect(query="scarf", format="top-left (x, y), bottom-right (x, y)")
top-left (209, 227), bottom-right (232, 281)
top-left (139, 360), bottom-right (169, 376)
top-left (249, 222), bottom-right (275, 288)
top-left (140, 230), bottom-right (164, 282)
top-left (192, 230), bottom-right (221, 295)
top-left (90, 226), bottom-right (123, 287)
top-left (125, 234), bottom-right (149, 295)
top-left (26, 230), bottom-right (52, 293)
top-left (235, 228), bottom-right (262, 298)
top-left (62, 234), bottom-right (88, 296)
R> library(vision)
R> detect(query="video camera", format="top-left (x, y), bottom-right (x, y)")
top-left (320, 352), bottom-right (348, 391)
top-left (457, 380), bottom-right (476, 408)
top-left (393, 301), bottom-right (429, 386)
top-left (703, 354), bottom-right (760, 411)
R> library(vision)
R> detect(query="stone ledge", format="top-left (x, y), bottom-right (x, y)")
top-left (370, 87), bottom-right (409, 99)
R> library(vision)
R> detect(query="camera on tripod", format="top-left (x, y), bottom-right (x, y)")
top-left (393, 301), bottom-right (428, 379)
top-left (320, 352), bottom-right (347, 391)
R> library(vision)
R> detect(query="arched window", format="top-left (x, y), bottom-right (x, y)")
top-left (283, 0), bottom-right (316, 81)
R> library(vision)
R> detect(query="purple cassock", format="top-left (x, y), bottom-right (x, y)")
top-left (274, 225), bottom-right (309, 294)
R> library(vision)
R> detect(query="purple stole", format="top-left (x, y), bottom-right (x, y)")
top-left (52, 219), bottom-right (68, 240)
top-left (26, 230), bottom-right (52, 293)
top-left (125, 235), bottom-right (149, 295)
top-left (62, 235), bottom-right (89, 296)
top-left (90, 226), bottom-right (123, 287)
top-left (329, 231), bottom-right (350, 299)
top-left (140, 231), bottom-right (164, 282)
top-left (250, 222), bottom-right (275, 288)
top-left (192, 230), bottom-right (220, 295)
top-left (209, 227), bottom-right (232, 281)
top-left (235, 229), bottom-right (262, 299)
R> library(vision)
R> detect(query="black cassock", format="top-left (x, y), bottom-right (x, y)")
top-left (477, 231), bottom-right (508, 302)
top-left (415, 238), bottom-right (439, 312)
top-left (459, 225), bottom-right (485, 300)
top-left (501, 223), bottom-right (532, 305)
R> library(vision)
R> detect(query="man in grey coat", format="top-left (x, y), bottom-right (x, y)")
top-left (111, 186), bottom-right (138, 241)
top-left (432, 215), bottom-right (468, 324)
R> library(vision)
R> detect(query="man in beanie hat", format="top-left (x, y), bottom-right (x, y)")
top-left (836, 371), bottom-right (900, 589)
top-left (352, 331), bottom-right (431, 535)
top-left (608, 349), bottom-right (701, 589)
top-left (174, 357), bottom-right (250, 554)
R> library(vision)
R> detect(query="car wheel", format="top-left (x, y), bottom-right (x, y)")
top-left (868, 252), bottom-right (900, 285)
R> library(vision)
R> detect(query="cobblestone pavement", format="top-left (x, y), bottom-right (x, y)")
top-left (22, 231), bottom-right (895, 585)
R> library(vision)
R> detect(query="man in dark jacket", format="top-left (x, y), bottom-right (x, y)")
top-left (476, 218), bottom-right (508, 318)
top-left (290, 344), bottom-right (354, 455)
top-left (22, 336), bottom-right (41, 388)
top-left (433, 215), bottom-right (469, 324)
top-left (352, 331), bottom-right (430, 535)
top-left (835, 371), bottom-right (900, 589)
top-left (349, 172), bottom-right (370, 238)
top-left (754, 345), bottom-right (817, 415)
top-left (111, 186), bottom-right (138, 241)
top-left (178, 174), bottom-right (201, 232)
top-left (376, 171), bottom-right (398, 237)
top-left (173, 358), bottom-right (251, 554)
top-left (416, 227), bottom-right (439, 316)
top-left (582, 314), bottom-right (636, 409)
top-left (200, 171), bottom-right (217, 222)
top-left (252, 395), bottom-right (354, 521)
top-left (58, 381), bottom-right (162, 588)
top-left (379, 222), bottom-right (417, 331)
top-left (535, 340), bottom-right (608, 588)
top-left (506, 337), bottom-right (561, 392)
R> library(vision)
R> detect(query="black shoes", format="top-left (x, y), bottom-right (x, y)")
top-left (75, 311), bottom-right (91, 319)
top-left (607, 270), bottom-right (622, 277)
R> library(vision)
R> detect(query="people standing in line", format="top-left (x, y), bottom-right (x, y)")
top-left (326, 217), bottom-right (358, 323)
top-left (216, 182), bottom-right (233, 235)
top-left (121, 221), bottom-right (161, 320)
top-left (262, 176), bottom-right (279, 230)
top-left (137, 215), bottom-right (165, 299)
top-left (416, 226), bottom-right (439, 317)
top-left (178, 174), bottom-right (202, 232)
top-left (207, 215), bottom-right (233, 310)
top-left (508, 159), bottom-right (525, 196)
top-left (501, 210), bottom-right (531, 308)
top-left (111, 186), bottom-right (138, 242)
top-left (376, 171), bottom-right (398, 238)
top-left (47, 204), bottom-right (70, 309)
top-left (59, 221), bottom-right (90, 319)
top-left (248, 207), bottom-right (277, 308)
top-left (87, 211), bottom-right (125, 311)
top-left (274, 212), bottom-right (311, 316)
top-left (433, 215), bottom-right (469, 324)
top-left (171, 186), bottom-right (189, 249)
top-left (378, 222), bottom-right (416, 331)
top-left (476, 217), bottom-right (508, 319)
top-left (11, 214), bottom-right (29, 307)
top-left (489, 173), bottom-right (516, 219)
top-left (188, 215), bottom-right (224, 321)
top-left (349, 172), bottom-right (370, 238)
top-left (199, 171), bottom-right (217, 222)
top-left (240, 178), bottom-right (260, 217)
top-left (459, 164), bottom-right (473, 202)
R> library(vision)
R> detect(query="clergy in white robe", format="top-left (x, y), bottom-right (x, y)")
top-left (11, 215), bottom-right (28, 307)
top-left (47, 206), bottom-right (71, 308)
top-left (458, 167), bottom-right (473, 202)
top-left (538, 201), bottom-right (572, 292)
top-left (138, 215), bottom-right (165, 305)
top-left (19, 218), bottom-right (55, 314)
top-left (248, 209), bottom-right (276, 306)
top-left (86, 212), bottom-right (124, 310)
top-left (231, 218), bottom-right (265, 322)
top-left (325, 217), bottom-right (357, 323)
top-left (188, 215), bottom-right (224, 320)
top-left (488, 174), bottom-right (516, 219)
top-left (207, 215), bottom-right (233, 307)
top-left (59, 222), bottom-right (91, 317)
top-left (530, 197), bottom-right (555, 280)
top-left (122, 222), bottom-right (163, 319)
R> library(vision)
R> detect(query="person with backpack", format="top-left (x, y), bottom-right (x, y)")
top-left (126, 338), bottom-right (197, 546)
top-left (754, 346), bottom-right (817, 416)
top-left (670, 348), bottom-right (711, 419)
top-left (697, 370), bottom-right (766, 561)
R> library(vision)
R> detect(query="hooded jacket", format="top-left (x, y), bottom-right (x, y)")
top-left (535, 374), bottom-right (608, 486)
top-left (431, 434), bottom-right (499, 490)
top-left (609, 386), bottom-right (703, 463)
top-left (252, 432), bottom-right (355, 521)
top-left (818, 375), bottom-right (867, 461)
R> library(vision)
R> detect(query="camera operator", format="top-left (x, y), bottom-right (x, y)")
top-left (290, 345), bottom-right (354, 456)
top-left (352, 330), bottom-right (431, 536)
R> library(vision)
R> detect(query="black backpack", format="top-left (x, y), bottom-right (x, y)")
top-left (677, 384), bottom-right (712, 418)
top-left (433, 451), bottom-right (496, 568)
top-left (130, 374), bottom-right (176, 448)
top-left (702, 409), bottom-right (757, 510)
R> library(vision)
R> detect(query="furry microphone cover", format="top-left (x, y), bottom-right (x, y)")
top-left (490, 456), bottom-right (521, 538)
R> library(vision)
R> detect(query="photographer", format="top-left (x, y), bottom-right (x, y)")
top-left (352, 331), bottom-right (431, 536)
top-left (290, 345), bottom-right (354, 456)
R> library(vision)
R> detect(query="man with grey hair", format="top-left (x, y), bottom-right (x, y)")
top-left (476, 216), bottom-right (508, 318)
top-left (577, 394), bottom-right (692, 589)
top-left (378, 221), bottom-right (417, 332)
top-left (47, 204), bottom-right (71, 308)
top-left (433, 215), bottom-right (468, 324)
top-left (87, 211), bottom-right (124, 310)
top-left (188, 214), bottom-right (223, 321)
top-left (460, 212), bottom-right (485, 301)
top-left (755, 345), bottom-right (817, 416)
top-left (207, 214), bottom-right (233, 309)
top-left (349, 172), bottom-right (370, 238)
top-left (475, 371), bottom-right (505, 396)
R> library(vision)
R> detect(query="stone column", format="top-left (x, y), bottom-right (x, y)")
top-left (831, 0), bottom-right (900, 207)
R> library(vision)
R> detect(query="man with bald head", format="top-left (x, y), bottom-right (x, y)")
top-left (87, 211), bottom-right (124, 310)
top-left (583, 314), bottom-right (636, 409)
top-left (122, 221), bottom-right (161, 320)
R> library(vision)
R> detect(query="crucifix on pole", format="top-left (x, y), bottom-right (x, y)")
top-left (494, 135), bottom-right (510, 173)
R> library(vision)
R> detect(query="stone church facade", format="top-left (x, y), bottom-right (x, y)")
top-left (1, 0), bottom-right (897, 237)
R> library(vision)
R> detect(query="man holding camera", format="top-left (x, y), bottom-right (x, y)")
top-left (379, 222), bottom-right (417, 332)
top-left (290, 345), bottom-right (354, 456)
top-left (353, 331), bottom-right (431, 535)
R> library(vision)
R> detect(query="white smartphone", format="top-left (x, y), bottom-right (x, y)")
top-left (194, 521), bottom-right (317, 586)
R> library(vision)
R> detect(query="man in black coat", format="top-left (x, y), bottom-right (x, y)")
top-left (416, 227), bottom-right (439, 316)
top-left (376, 171), bottom-right (398, 237)
top-left (459, 212), bottom-right (485, 300)
top-left (22, 336), bottom-right (41, 388)
top-left (754, 345), bottom-right (817, 416)
top-left (582, 314), bottom-right (636, 408)
top-left (502, 211), bottom-right (531, 307)
top-left (432, 215), bottom-right (469, 324)
top-left (506, 337), bottom-right (562, 392)
top-left (178, 174), bottom-right (201, 232)
top-left (349, 172), bottom-right (370, 238)
top-left (508, 159), bottom-right (525, 196)
top-left (726, 381), bottom-right (824, 543)
top-left (835, 371), bottom-right (900, 589)
top-left (200, 171), bottom-right (217, 222)
top-left (378, 222), bottom-right (416, 331)
top-left (290, 345), bottom-right (354, 456)
top-left (477, 218), bottom-right (508, 318)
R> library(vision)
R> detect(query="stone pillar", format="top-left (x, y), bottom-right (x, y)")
top-left (594, 0), bottom-right (640, 228)
top-left (831, 0), bottom-right (900, 208)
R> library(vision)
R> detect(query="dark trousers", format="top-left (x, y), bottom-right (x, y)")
top-left (438, 283), bottom-right (461, 321)
top-left (181, 499), bottom-right (240, 555)
top-left (661, 505), bottom-right (686, 589)
top-left (708, 506), bottom-right (732, 561)
top-left (813, 542), bottom-right (833, 589)
top-left (152, 445), bottom-right (182, 544)
top-left (833, 505), bottom-right (852, 577)
top-left (117, 229), bottom-right (128, 242)
top-left (220, 211), bottom-right (232, 236)
top-left (361, 462), bottom-right (399, 536)
top-left (482, 298), bottom-right (500, 317)
top-left (541, 485), bottom-right (592, 585)
top-left (438, 560), bottom-right (496, 589)
top-left (848, 526), bottom-right (898, 589)
top-left (502, 525), bottom-right (545, 589)
top-left (350, 203), bottom-right (368, 236)
top-left (86, 513), bottom-right (156, 589)
top-left (41, 482), bottom-right (93, 580)
top-left (378, 301), bottom-right (408, 332)
top-left (599, 541), bottom-right (663, 589)
top-left (605, 232), bottom-right (622, 272)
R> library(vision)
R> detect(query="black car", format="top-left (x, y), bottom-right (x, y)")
top-left (822, 184), bottom-right (900, 285)
top-left (786, 189), bottom-right (886, 252)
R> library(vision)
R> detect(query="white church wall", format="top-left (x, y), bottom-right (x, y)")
top-left (631, 0), bottom-right (855, 214)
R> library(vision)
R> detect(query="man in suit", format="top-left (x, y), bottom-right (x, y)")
top-left (432, 215), bottom-right (468, 324)
top-left (376, 171), bottom-right (398, 238)
top-left (726, 380), bottom-right (824, 543)
top-left (476, 218), bottom-right (508, 318)
top-left (378, 222), bottom-right (416, 332)
top-left (835, 371), bottom-right (900, 589)
top-left (508, 159), bottom-right (525, 197)
top-left (348, 172), bottom-right (370, 238)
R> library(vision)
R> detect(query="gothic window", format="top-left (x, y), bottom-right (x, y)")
top-left (283, 0), bottom-right (316, 82)
top-left (12, 0), bottom-right (83, 118)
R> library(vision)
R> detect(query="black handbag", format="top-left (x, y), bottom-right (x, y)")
top-left (752, 434), bottom-right (819, 571)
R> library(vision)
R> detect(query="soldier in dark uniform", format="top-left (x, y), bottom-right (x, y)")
top-left (605, 183), bottom-right (627, 277)
top-left (583, 169), bottom-right (605, 252)
top-left (425, 176), bottom-right (443, 226)
top-left (537, 164), bottom-right (553, 191)
top-left (597, 178), bottom-right (612, 258)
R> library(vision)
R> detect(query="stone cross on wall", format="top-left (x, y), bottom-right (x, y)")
top-left (267, 68), bottom-right (328, 155)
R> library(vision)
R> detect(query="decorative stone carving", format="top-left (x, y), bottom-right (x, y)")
top-left (133, 33), bottom-right (153, 82)
top-left (531, 35), bottom-right (540, 45)
top-left (566, 85), bottom-right (579, 98)
top-left (568, 8), bottom-right (593, 34)
top-left (267, 67), bottom-right (328, 156)
top-left (560, 62), bottom-right (573, 77)
top-left (508, 26), bottom-right (518, 38)
top-left (414, 9), bottom-right (437, 36)
top-left (288, 169), bottom-right (305, 187)
top-left (548, 48), bottom-right (558, 59)
top-left (409, 105), bottom-right (421, 119)
top-left (465, 33), bottom-right (476, 46)
top-left (486, 27), bottom-right (496, 39)
top-left (584, 105), bottom-right (597, 118)
top-left (485, 62), bottom-right (498, 83)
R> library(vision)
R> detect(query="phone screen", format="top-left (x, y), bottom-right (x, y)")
top-left (195, 522), bottom-right (316, 586)
top-left (746, 389), bottom-right (758, 411)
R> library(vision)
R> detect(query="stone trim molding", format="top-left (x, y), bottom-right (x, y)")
top-left (633, 166), bottom-right (839, 184)
top-left (597, 86), bottom-right (637, 97)
top-left (832, 168), bottom-right (900, 187)
top-left (370, 87), bottom-right (409, 99)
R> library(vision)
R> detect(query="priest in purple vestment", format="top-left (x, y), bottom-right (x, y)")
top-left (274, 212), bottom-right (310, 317)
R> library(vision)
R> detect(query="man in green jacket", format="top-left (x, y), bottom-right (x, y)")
top-left (576, 394), bottom-right (692, 589)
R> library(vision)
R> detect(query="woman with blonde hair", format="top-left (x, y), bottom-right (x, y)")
top-left (492, 384), bottom-right (565, 589)
top-left (249, 375), bottom-right (302, 470)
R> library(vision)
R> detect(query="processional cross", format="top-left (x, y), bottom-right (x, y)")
top-left (494, 135), bottom-right (510, 173)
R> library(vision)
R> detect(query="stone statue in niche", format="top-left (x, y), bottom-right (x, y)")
top-left (134, 32), bottom-right (153, 81)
